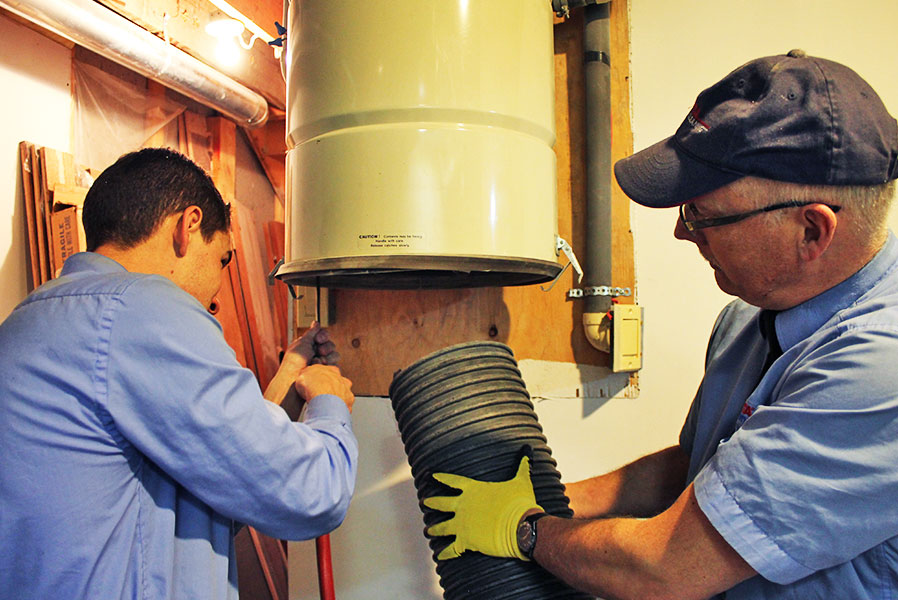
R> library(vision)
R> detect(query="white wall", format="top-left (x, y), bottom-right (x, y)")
top-left (291, 2), bottom-right (898, 598)
top-left (0, 16), bottom-right (72, 321)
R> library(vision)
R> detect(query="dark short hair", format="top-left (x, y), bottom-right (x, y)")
top-left (82, 148), bottom-right (230, 251)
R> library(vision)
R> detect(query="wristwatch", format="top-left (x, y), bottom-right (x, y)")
top-left (516, 512), bottom-right (548, 560)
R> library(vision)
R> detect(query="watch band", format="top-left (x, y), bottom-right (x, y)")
top-left (520, 512), bottom-right (549, 560)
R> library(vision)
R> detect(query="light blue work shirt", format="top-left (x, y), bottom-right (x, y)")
top-left (0, 252), bottom-right (358, 600)
top-left (681, 232), bottom-right (898, 598)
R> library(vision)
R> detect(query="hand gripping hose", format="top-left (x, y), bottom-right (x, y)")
top-left (389, 341), bottom-right (594, 600)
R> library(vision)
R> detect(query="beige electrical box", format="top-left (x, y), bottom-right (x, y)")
top-left (582, 304), bottom-right (643, 372)
top-left (611, 304), bottom-right (643, 372)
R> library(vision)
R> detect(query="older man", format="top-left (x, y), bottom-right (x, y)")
top-left (0, 148), bottom-right (357, 599)
top-left (424, 50), bottom-right (898, 599)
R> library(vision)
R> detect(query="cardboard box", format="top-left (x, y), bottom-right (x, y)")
top-left (50, 206), bottom-right (80, 277)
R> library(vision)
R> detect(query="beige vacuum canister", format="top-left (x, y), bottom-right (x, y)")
top-left (279, 0), bottom-right (561, 289)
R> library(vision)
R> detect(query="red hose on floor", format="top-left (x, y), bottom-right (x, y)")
top-left (316, 534), bottom-right (335, 600)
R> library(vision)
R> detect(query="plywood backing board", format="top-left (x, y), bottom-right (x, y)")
top-left (552, 6), bottom-right (634, 298)
top-left (608, 0), bottom-right (636, 290)
top-left (308, 7), bottom-right (635, 397)
top-left (322, 283), bottom-right (592, 396)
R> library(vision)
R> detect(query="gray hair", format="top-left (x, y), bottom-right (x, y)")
top-left (729, 176), bottom-right (896, 242)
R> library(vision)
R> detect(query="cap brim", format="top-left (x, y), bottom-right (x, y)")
top-left (613, 137), bottom-right (743, 208)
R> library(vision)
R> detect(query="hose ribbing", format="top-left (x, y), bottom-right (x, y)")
top-left (389, 341), bottom-right (594, 599)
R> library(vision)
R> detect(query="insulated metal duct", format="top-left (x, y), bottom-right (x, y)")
top-left (389, 342), bottom-right (594, 599)
top-left (278, 0), bottom-right (562, 289)
top-left (0, 0), bottom-right (268, 128)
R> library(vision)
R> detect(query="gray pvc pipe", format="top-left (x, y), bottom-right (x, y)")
top-left (583, 2), bottom-right (614, 317)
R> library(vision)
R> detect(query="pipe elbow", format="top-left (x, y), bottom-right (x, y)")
top-left (582, 311), bottom-right (611, 353)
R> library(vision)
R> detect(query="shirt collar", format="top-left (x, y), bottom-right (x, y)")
top-left (58, 252), bottom-right (128, 277)
top-left (775, 231), bottom-right (898, 352)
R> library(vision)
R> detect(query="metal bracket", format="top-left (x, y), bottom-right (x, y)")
top-left (553, 0), bottom-right (571, 18)
top-left (552, 0), bottom-right (613, 19)
top-left (568, 286), bottom-right (632, 299)
top-left (267, 257), bottom-right (302, 301)
top-left (267, 257), bottom-right (284, 286)
top-left (540, 235), bottom-right (583, 292)
top-left (556, 236), bottom-right (583, 283)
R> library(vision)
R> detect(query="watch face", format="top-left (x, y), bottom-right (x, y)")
top-left (517, 520), bottom-right (534, 553)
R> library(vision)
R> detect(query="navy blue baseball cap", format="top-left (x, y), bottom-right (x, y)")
top-left (614, 50), bottom-right (898, 208)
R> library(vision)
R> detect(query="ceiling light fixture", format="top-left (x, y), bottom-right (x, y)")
top-left (205, 0), bottom-right (282, 58)
top-left (205, 12), bottom-right (244, 39)
top-left (205, 10), bottom-right (243, 67)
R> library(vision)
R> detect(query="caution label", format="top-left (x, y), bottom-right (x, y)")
top-left (357, 233), bottom-right (424, 249)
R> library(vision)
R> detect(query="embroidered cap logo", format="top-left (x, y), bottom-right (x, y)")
top-left (686, 103), bottom-right (710, 132)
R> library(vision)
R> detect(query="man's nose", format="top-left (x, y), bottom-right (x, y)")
top-left (674, 215), bottom-right (701, 242)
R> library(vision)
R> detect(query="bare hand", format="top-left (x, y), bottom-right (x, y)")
top-left (282, 321), bottom-right (341, 372)
top-left (295, 365), bottom-right (354, 413)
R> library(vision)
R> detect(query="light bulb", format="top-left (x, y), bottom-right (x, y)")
top-left (205, 13), bottom-right (244, 39)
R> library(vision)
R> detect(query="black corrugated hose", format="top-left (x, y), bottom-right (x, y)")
top-left (389, 341), bottom-right (594, 600)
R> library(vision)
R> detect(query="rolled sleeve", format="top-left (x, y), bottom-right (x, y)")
top-left (694, 463), bottom-right (812, 584)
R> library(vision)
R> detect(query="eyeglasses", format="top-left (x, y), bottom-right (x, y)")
top-left (679, 200), bottom-right (842, 232)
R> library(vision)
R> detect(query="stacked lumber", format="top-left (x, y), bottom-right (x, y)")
top-left (19, 142), bottom-right (90, 289)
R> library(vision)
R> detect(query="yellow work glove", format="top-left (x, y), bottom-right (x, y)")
top-left (423, 455), bottom-right (543, 561)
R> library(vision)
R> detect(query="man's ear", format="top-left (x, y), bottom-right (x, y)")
top-left (172, 206), bottom-right (204, 258)
top-left (797, 204), bottom-right (838, 262)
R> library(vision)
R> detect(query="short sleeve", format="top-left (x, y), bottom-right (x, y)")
top-left (695, 324), bottom-right (898, 583)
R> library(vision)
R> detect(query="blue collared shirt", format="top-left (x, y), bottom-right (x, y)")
top-left (681, 232), bottom-right (898, 598)
top-left (0, 253), bottom-right (358, 600)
